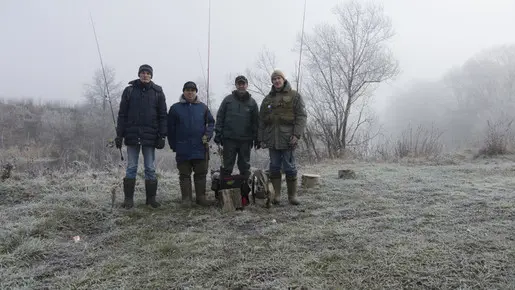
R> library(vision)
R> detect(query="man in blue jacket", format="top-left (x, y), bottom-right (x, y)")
top-left (115, 64), bottom-right (167, 209)
top-left (167, 81), bottom-right (215, 206)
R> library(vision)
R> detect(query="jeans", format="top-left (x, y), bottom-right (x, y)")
top-left (125, 145), bottom-right (156, 180)
top-left (269, 148), bottom-right (297, 178)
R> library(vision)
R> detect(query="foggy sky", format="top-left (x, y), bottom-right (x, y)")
top-left (1, 0), bottom-right (515, 111)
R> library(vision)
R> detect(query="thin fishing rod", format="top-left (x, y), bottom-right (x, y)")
top-left (296, 0), bottom-right (307, 92)
top-left (206, 0), bottom-right (211, 109)
top-left (89, 11), bottom-right (124, 161)
top-left (197, 49), bottom-right (208, 96)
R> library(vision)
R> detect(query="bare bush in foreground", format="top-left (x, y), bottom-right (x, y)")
top-left (476, 119), bottom-right (514, 157)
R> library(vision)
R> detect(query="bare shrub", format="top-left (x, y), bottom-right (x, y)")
top-left (394, 123), bottom-right (444, 159)
top-left (476, 119), bottom-right (514, 157)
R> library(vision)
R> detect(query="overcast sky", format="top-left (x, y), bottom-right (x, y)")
top-left (1, 0), bottom-right (514, 110)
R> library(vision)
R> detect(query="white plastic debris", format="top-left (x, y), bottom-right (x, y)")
top-left (271, 219), bottom-right (277, 223)
top-left (73, 236), bottom-right (81, 242)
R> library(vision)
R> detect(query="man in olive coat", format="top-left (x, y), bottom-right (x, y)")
top-left (258, 70), bottom-right (307, 205)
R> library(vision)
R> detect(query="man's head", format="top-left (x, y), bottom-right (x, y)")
top-left (138, 64), bottom-right (153, 83)
top-left (235, 75), bottom-right (248, 93)
top-left (182, 81), bottom-right (198, 103)
top-left (271, 69), bottom-right (285, 89)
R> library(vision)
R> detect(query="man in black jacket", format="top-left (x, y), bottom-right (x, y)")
top-left (115, 64), bottom-right (168, 209)
top-left (214, 75), bottom-right (259, 179)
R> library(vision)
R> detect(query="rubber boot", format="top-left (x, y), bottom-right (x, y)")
top-left (270, 176), bottom-right (282, 205)
top-left (286, 176), bottom-right (300, 205)
top-left (194, 175), bottom-right (209, 206)
top-left (179, 175), bottom-right (193, 206)
top-left (122, 178), bottom-right (136, 209)
top-left (145, 179), bottom-right (161, 208)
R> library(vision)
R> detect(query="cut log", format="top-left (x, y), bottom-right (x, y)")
top-left (301, 174), bottom-right (320, 189)
top-left (219, 188), bottom-right (242, 212)
top-left (338, 169), bottom-right (356, 179)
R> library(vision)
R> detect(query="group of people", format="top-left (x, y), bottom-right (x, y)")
top-left (114, 64), bottom-right (307, 209)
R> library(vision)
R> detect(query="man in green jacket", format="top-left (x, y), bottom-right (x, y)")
top-left (214, 75), bottom-right (259, 179)
top-left (258, 70), bottom-right (307, 205)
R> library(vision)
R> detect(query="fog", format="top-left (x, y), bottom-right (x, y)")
top-left (2, 0), bottom-right (514, 103)
top-left (1, 0), bottom-right (515, 158)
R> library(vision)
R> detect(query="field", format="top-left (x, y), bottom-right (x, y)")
top-left (1, 154), bottom-right (514, 289)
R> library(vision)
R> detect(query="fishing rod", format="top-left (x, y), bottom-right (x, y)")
top-left (89, 11), bottom-right (124, 161)
top-left (296, 0), bottom-right (308, 92)
top-left (206, 0), bottom-right (211, 109)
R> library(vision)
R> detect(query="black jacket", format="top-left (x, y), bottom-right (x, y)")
top-left (214, 91), bottom-right (259, 141)
top-left (116, 79), bottom-right (168, 147)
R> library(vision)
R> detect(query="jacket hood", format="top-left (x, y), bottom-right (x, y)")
top-left (232, 90), bottom-right (251, 100)
top-left (128, 79), bottom-right (154, 89)
top-left (179, 94), bottom-right (201, 104)
top-left (270, 80), bottom-right (293, 94)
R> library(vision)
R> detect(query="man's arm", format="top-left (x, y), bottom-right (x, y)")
top-left (214, 97), bottom-right (227, 141)
top-left (257, 98), bottom-right (267, 142)
top-left (251, 99), bottom-right (259, 142)
top-left (293, 93), bottom-right (307, 139)
top-left (167, 105), bottom-right (176, 151)
top-left (116, 87), bottom-right (129, 137)
top-left (205, 106), bottom-right (215, 140)
top-left (157, 91), bottom-right (168, 138)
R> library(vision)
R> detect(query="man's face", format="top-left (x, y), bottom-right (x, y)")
top-left (183, 89), bottom-right (197, 102)
top-left (272, 76), bottom-right (284, 89)
top-left (139, 71), bottom-right (151, 83)
top-left (236, 81), bottom-right (248, 92)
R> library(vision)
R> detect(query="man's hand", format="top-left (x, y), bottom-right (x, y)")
top-left (155, 137), bottom-right (166, 149)
top-left (202, 135), bottom-right (209, 144)
top-left (115, 136), bottom-right (123, 149)
top-left (289, 135), bottom-right (298, 149)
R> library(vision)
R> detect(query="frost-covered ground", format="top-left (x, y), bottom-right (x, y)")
top-left (1, 155), bottom-right (514, 289)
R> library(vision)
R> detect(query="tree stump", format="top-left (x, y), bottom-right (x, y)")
top-left (219, 188), bottom-right (242, 212)
top-left (301, 174), bottom-right (320, 189)
top-left (338, 169), bottom-right (356, 179)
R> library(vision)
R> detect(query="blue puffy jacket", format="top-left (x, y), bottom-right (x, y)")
top-left (167, 95), bottom-right (215, 162)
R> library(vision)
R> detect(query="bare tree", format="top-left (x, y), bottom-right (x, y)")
top-left (442, 44), bottom-right (515, 146)
top-left (83, 66), bottom-right (123, 110)
top-left (245, 47), bottom-right (277, 102)
top-left (301, 0), bottom-right (399, 157)
top-left (195, 77), bottom-right (217, 112)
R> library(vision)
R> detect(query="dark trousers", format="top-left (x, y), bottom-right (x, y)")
top-left (177, 159), bottom-right (208, 180)
top-left (222, 138), bottom-right (252, 178)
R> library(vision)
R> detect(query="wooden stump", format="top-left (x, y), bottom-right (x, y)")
top-left (301, 174), bottom-right (320, 189)
top-left (338, 169), bottom-right (356, 179)
top-left (219, 188), bottom-right (242, 212)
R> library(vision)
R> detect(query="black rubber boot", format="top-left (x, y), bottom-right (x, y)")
top-left (180, 175), bottom-right (193, 207)
top-left (269, 171), bottom-right (282, 205)
top-left (122, 178), bottom-right (136, 209)
top-left (194, 175), bottom-right (209, 206)
top-left (145, 179), bottom-right (161, 208)
top-left (286, 176), bottom-right (300, 205)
